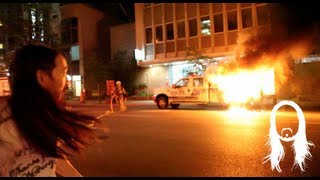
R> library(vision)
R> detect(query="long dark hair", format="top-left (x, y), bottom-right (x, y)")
top-left (6, 44), bottom-right (100, 158)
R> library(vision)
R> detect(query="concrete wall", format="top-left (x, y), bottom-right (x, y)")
top-left (135, 65), bottom-right (169, 95)
top-left (60, 4), bottom-right (104, 54)
top-left (277, 61), bottom-right (320, 101)
top-left (134, 3), bottom-right (145, 61)
top-left (110, 22), bottom-right (136, 59)
top-left (294, 62), bottom-right (320, 96)
top-left (60, 4), bottom-right (104, 91)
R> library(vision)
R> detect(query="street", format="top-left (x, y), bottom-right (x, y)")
top-left (66, 100), bottom-right (320, 177)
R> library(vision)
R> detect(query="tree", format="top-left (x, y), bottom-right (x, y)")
top-left (83, 51), bottom-right (112, 99)
top-left (83, 50), bottom-right (139, 97)
top-left (185, 47), bottom-right (218, 75)
top-left (110, 50), bottom-right (138, 95)
top-left (84, 51), bottom-right (113, 83)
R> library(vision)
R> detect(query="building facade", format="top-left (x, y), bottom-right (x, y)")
top-left (0, 3), bottom-right (60, 76)
top-left (110, 22), bottom-right (136, 59)
top-left (134, 3), bottom-right (271, 94)
top-left (59, 3), bottom-right (104, 97)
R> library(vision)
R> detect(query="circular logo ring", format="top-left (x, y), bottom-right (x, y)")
top-left (270, 100), bottom-right (306, 142)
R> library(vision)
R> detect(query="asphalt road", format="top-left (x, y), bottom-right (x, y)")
top-left (66, 100), bottom-right (320, 177)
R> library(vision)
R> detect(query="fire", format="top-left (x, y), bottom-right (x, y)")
top-left (207, 66), bottom-right (275, 104)
top-left (203, 28), bottom-right (314, 107)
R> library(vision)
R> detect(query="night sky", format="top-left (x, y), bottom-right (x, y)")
top-left (87, 3), bottom-right (135, 23)
top-left (279, 2), bottom-right (320, 32)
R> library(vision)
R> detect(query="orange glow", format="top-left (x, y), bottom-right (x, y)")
top-left (225, 106), bottom-right (260, 125)
top-left (207, 66), bottom-right (275, 104)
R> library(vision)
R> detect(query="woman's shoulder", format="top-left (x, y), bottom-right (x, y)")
top-left (0, 97), bottom-right (10, 123)
top-left (0, 96), bottom-right (18, 145)
top-left (0, 96), bottom-right (9, 109)
top-left (0, 96), bottom-right (8, 104)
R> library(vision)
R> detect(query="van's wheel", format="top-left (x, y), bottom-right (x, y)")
top-left (157, 97), bottom-right (168, 109)
top-left (171, 104), bottom-right (180, 109)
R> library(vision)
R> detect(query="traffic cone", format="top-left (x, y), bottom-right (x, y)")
top-left (109, 96), bottom-right (114, 113)
top-left (80, 89), bottom-right (86, 103)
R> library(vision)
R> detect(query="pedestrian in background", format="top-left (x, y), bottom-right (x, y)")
top-left (0, 44), bottom-right (100, 177)
top-left (110, 81), bottom-right (127, 112)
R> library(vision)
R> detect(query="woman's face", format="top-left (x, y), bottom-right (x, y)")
top-left (40, 54), bottom-right (68, 102)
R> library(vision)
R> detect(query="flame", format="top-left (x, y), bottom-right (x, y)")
top-left (207, 66), bottom-right (275, 104)
top-left (203, 27), bottom-right (315, 107)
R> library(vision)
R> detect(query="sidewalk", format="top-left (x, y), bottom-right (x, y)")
top-left (66, 99), bottom-right (154, 107)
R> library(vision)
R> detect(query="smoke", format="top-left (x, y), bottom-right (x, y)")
top-left (208, 3), bottom-right (317, 87)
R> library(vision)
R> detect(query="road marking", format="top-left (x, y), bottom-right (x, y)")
top-left (97, 113), bottom-right (109, 119)
top-left (134, 110), bottom-right (174, 113)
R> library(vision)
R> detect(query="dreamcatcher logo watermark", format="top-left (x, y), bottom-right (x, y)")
top-left (264, 100), bottom-right (314, 173)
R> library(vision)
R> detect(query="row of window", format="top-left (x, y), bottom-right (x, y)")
top-left (61, 17), bottom-right (78, 45)
top-left (175, 77), bottom-right (204, 88)
top-left (144, 3), bottom-right (269, 45)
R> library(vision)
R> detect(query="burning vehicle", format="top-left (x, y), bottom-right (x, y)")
top-left (152, 74), bottom-right (229, 109)
top-left (153, 27), bottom-right (320, 110)
top-left (206, 62), bottom-right (277, 110)
top-left (152, 61), bottom-right (277, 110)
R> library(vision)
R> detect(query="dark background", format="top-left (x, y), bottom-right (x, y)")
top-left (87, 3), bottom-right (135, 23)
top-left (85, 2), bottom-right (320, 31)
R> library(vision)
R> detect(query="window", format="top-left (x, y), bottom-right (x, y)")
top-left (146, 27), bottom-right (152, 44)
top-left (164, 3), bottom-right (173, 23)
top-left (199, 3), bottom-right (209, 16)
top-left (146, 44), bottom-right (154, 55)
top-left (212, 3), bottom-right (223, 14)
top-left (175, 79), bottom-right (189, 87)
top-left (71, 28), bottom-right (78, 43)
top-left (144, 7), bottom-right (152, 27)
top-left (201, 16), bottom-right (210, 35)
top-left (226, 3), bottom-right (237, 11)
top-left (214, 14), bottom-right (223, 33)
top-left (39, 13), bottom-right (43, 22)
top-left (154, 4), bottom-right (162, 25)
top-left (175, 3), bottom-right (185, 21)
top-left (70, 45), bottom-right (79, 61)
top-left (61, 17), bottom-right (78, 44)
top-left (187, 3), bottom-right (197, 18)
top-left (227, 11), bottom-right (238, 30)
top-left (156, 25), bottom-right (163, 42)
top-left (166, 23), bottom-right (174, 40)
top-left (71, 17), bottom-right (77, 27)
top-left (177, 21), bottom-right (185, 38)
top-left (189, 19), bottom-right (198, 37)
top-left (257, 5), bottom-right (269, 26)
top-left (30, 10), bottom-right (36, 25)
top-left (193, 78), bottom-right (203, 87)
top-left (241, 8), bottom-right (252, 28)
